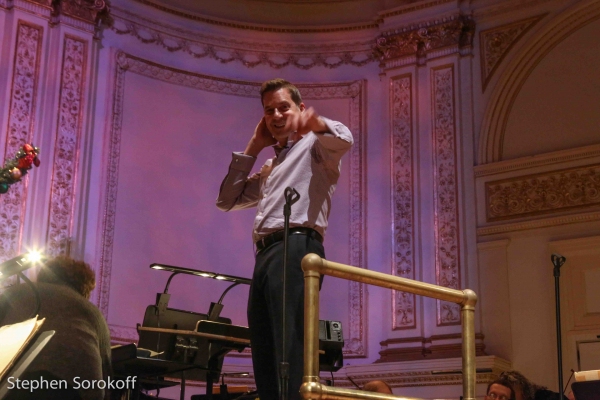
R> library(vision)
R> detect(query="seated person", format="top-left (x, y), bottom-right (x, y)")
top-left (363, 380), bottom-right (393, 394)
top-left (0, 256), bottom-right (111, 400)
top-left (486, 377), bottom-right (516, 400)
top-left (498, 370), bottom-right (571, 400)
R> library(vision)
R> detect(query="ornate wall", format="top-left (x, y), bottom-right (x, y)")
top-left (1, 0), bottom-right (600, 397)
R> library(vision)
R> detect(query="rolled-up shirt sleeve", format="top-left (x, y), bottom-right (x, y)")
top-left (313, 117), bottom-right (353, 165)
top-left (216, 152), bottom-right (261, 211)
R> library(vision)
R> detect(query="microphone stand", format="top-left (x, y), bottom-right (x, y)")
top-left (551, 253), bottom-right (566, 397)
top-left (280, 187), bottom-right (300, 400)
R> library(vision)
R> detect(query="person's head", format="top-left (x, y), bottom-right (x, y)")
top-left (486, 378), bottom-right (516, 400)
top-left (498, 370), bottom-right (545, 400)
top-left (37, 256), bottom-right (96, 299)
top-left (260, 78), bottom-right (305, 146)
top-left (260, 78), bottom-right (302, 107)
top-left (363, 380), bottom-right (393, 394)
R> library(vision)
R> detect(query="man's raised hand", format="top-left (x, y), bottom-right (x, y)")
top-left (245, 117), bottom-right (277, 157)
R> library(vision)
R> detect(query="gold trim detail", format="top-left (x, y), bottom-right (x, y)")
top-left (0, 21), bottom-right (43, 261)
top-left (374, 15), bottom-right (475, 68)
top-left (390, 74), bottom-right (416, 330)
top-left (480, 15), bottom-right (544, 91)
top-left (110, 8), bottom-right (375, 70)
top-left (431, 65), bottom-right (461, 326)
top-left (485, 164), bottom-right (600, 222)
top-left (46, 35), bottom-right (88, 256)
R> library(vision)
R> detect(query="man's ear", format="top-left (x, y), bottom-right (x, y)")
top-left (299, 102), bottom-right (306, 112)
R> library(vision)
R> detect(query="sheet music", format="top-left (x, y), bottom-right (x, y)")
top-left (0, 316), bottom-right (45, 381)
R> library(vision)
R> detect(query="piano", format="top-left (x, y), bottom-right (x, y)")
top-left (112, 305), bottom-right (250, 399)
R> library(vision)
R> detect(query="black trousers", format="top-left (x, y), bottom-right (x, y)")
top-left (247, 233), bottom-right (325, 400)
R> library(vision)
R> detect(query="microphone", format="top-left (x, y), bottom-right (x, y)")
top-left (551, 254), bottom-right (566, 277)
top-left (551, 253), bottom-right (566, 266)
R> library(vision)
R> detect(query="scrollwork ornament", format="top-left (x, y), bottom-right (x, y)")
top-left (110, 13), bottom-right (373, 70)
top-left (374, 15), bottom-right (474, 68)
top-left (432, 66), bottom-right (461, 326)
top-left (486, 166), bottom-right (600, 221)
top-left (391, 75), bottom-right (416, 329)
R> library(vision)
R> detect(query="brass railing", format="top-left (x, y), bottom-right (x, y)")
top-left (300, 253), bottom-right (477, 400)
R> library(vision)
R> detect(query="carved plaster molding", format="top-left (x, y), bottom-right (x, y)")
top-left (0, 21), bottom-right (43, 262)
top-left (345, 355), bottom-right (509, 388)
top-left (480, 15), bottom-right (543, 91)
top-left (132, 0), bottom-right (378, 34)
top-left (99, 51), bottom-right (367, 356)
top-left (0, 0), bottom-right (14, 9)
top-left (431, 65), bottom-right (461, 326)
top-left (486, 164), bottom-right (600, 222)
top-left (7, 0), bottom-right (109, 25)
top-left (58, 0), bottom-right (109, 25)
top-left (374, 15), bottom-right (475, 69)
top-left (378, 0), bottom-right (455, 19)
top-left (475, 143), bottom-right (600, 177)
top-left (390, 74), bottom-right (416, 330)
top-left (110, 7), bottom-right (375, 70)
top-left (378, 333), bottom-right (486, 362)
top-left (478, 210), bottom-right (600, 236)
top-left (46, 35), bottom-right (88, 257)
top-left (6, 0), bottom-right (52, 19)
top-left (474, 0), bottom-right (554, 19)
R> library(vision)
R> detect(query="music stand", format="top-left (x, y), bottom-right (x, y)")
top-left (137, 305), bottom-right (232, 379)
top-left (0, 330), bottom-right (55, 399)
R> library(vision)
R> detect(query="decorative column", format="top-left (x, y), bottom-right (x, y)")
top-left (0, 0), bottom-right (109, 264)
top-left (375, 12), bottom-right (486, 362)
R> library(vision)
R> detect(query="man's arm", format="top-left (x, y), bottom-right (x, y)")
top-left (293, 107), bottom-right (352, 146)
top-left (216, 118), bottom-right (275, 211)
top-left (216, 153), bottom-right (261, 211)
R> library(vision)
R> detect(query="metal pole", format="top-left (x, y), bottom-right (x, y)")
top-left (461, 289), bottom-right (478, 400)
top-left (552, 253), bottom-right (566, 395)
top-left (280, 187), bottom-right (300, 400)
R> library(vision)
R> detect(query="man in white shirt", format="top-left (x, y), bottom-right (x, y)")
top-left (217, 78), bottom-right (353, 400)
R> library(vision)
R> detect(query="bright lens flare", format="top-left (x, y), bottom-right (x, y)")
top-left (25, 251), bottom-right (43, 263)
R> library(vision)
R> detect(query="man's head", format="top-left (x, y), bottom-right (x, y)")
top-left (260, 79), bottom-right (306, 146)
top-left (498, 370), bottom-right (545, 400)
top-left (486, 379), bottom-right (515, 400)
top-left (363, 380), bottom-right (393, 394)
top-left (260, 78), bottom-right (302, 107)
top-left (37, 256), bottom-right (96, 299)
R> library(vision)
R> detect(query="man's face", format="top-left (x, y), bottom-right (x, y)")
top-left (487, 383), bottom-right (513, 400)
top-left (262, 88), bottom-right (305, 146)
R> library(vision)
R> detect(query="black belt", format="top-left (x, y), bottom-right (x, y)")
top-left (255, 227), bottom-right (323, 253)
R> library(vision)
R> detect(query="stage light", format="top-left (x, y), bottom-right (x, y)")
top-left (0, 251), bottom-right (45, 281)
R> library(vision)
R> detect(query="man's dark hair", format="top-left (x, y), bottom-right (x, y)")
top-left (260, 78), bottom-right (302, 106)
top-left (487, 377), bottom-right (516, 400)
top-left (498, 370), bottom-right (546, 400)
top-left (363, 380), bottom-right (393, 393)
top-left (37, 256), bottom-right (96, 299)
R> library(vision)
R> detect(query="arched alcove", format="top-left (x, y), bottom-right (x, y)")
top-left (478, 0), bottom-right (600, 164)
top-left (502, 17), bottom-right (600, 160)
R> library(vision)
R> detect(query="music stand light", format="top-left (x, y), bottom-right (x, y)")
top-left (149, 263), bottom-right (251, 320)
top-left (0, 251), bottom-right (43, 281)
top-left (150, 264), bottom-right (251, 285)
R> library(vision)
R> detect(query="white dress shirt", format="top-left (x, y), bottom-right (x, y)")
top-left (216, 117), bottom-right (353, 243)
